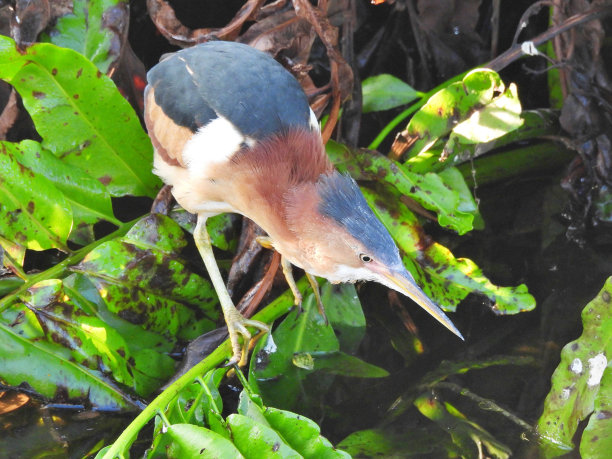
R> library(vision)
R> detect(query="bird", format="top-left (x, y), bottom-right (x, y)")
top-left (144, 40), bottom-right (463, 365)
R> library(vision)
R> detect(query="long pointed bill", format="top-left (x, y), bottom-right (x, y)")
top-left (382, 268), bottom-right (464, 340)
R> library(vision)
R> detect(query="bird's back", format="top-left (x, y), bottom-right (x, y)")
top-left (146, 41), bottom-right (314, 141)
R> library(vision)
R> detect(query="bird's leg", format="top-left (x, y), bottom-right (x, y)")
top-left (256, 236), bottom-right (304, 310)
top-left (194, 217), bottom-right (269, 366)
top-left (305, 272), bottom-right (327, 323)
top-left (256, 236), bottom-right (326, 321)
top-left (281, 255), bottom-right (303, 311)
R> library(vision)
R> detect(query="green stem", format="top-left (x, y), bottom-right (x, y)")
top-left (101, 278), bottom-right (310, 459)
top-left (0, 217), bottom-right (141, 312)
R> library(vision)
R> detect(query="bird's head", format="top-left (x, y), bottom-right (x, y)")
top-left (281, 171), bottom-right (463, 340)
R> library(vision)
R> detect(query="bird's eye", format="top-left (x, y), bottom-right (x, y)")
top-left (359, 253), bottom-right (373, 263)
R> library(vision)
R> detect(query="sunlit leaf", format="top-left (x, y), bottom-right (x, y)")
top-left (0, 303), bottom-right (134, 410)
top-left (163, 424), bottom-right (244, 459)
top-left (11, 139), bottom-right (118, 231)
top-left (404, 69), bottom-right (521, 159)
top-left (264, 407), bottom-right (351, 458)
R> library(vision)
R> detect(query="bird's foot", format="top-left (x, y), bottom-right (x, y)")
top-left (305, 272), bottom-right (327, 324)
top-left (225, 307), bottom-right (270, 367)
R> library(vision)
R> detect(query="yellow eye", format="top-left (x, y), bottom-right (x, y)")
top-left (360, 253), bottom-right (373, 263)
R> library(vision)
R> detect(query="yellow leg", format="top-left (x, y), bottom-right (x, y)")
top-left (256, 236), bottom-right (326, 321)
top-left (195, 217), bottom-right (269, 366)
top-left (281, 256), bottom-right (303, 311)
top-left (305, 272), bottom-right (327, 323)
top-left (256, 236), bottom-right (303, 309)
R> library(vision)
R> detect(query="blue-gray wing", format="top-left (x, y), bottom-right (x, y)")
top-left (146, 41), bottom-right (312, 139)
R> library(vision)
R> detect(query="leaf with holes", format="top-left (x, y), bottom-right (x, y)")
top-left (403, 69), bottom-right (520, 159)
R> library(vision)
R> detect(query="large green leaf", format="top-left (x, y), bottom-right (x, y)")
top-left (0, 141), bottom-right (72, 251)
top-left (363, 187), bottom-right (535, 313)
top-left (0, 36), bottom-right (159, 197)
top-left (537, 277), bottom-right (612, 458)
top-left (163, 424), bottom-right (244, 459)
top-left (44, 0), bottom-right (128, 74)
top-left (227, 414), bottom-right (301, 458)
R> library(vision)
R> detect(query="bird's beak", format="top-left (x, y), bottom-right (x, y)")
top-left (381, 267), bottom-right (464, 340)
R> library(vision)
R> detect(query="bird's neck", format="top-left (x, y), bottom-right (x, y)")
top-left (230, 128), bottom-right (333, 264)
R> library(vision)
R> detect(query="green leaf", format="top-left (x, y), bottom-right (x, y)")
top-left (363, 187), bottom-right (536, 313)
top-left (264, 407), bottom-right (350, 458)
top-left (326, 141), bottom-right (478, 235)
top-left (449, 83), bottom-right (523, 144)
top-left (320, 283), bottom-right (365, 353)
top-left (310, 351), bottom-right (389, 378)
top-left (0, 36), bottom-right (159, 197)
top-left (362, 74), bottom-right (422, 113)
top-left (537, 277), bottom-right (612, 458)
top-left (404, 69), bottom-right (521, 159)
top-left (164, 424), bottom-right (244, 459)
top-left (0, 305), bottom-right (134, 410)
top-left (580, 367), bottom-right (612, 459)
top-left (11, 139), bottom-right (119, 229)
top-left (0, 141), bottom-right (72, 251)
top-left (63, 273), bottom-right (173, 353)
top-left (0, 277), bottom-right (24, 297)
top-left (338, 428), bottom-right (461, 458)
top-left (227, 414), bottom-right (301, 458)
top-left (44, 0), bottom-right (128, 74)
top-left (71, 215), bottom-right (219, 341)
top-left (249, 286), bottom-right (340, 409)
top-left (22, 279), bottom-right (134, 387)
